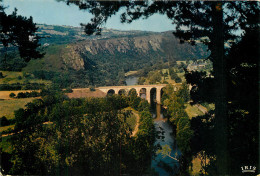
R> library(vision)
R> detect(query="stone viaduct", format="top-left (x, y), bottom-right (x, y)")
top-left (97, 84), bottom-right (181, 104)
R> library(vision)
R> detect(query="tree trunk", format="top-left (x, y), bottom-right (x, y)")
top-left (211, 2), bottom-right (229, 174)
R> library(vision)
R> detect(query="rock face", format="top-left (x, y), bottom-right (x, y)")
top-left (61, 31), bottom-right (208, 71)
top-left (23, 26), bottom-right (209, 87)
top-left (26, 25), bottom-right (208, 73)
top-left (62, 45), bottom-right (85, 71)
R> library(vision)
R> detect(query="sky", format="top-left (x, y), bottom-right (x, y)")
top-left (2, 0), bottom-right (175, 32)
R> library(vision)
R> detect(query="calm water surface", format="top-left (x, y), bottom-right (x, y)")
top-left (125, 77), bottom-right (138, 86)
top-left (151, 105), bottom-right (180, 176)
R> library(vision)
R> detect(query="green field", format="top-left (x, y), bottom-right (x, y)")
top-left (0, 98), bottom-right (36, 119)
top-left (0, 71), bottom-right (51, 84)
top-left (185, 104), bottom-right (204, 119)
top-left (161, 68), bottom-right (186, 84)
top-left (23, 44), bottom-right (67, 73)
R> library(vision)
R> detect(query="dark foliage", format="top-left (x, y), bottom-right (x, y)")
top-left (1, 116), bottom-right (9, 126)
top-left (16, 91), bottom-right (40, 99)
top-left (0, 72), bottom-right (4, 78)
top-left (9, 92), bottom-right (15, 98)
top-left (62, 88), bottom-right (73, 93)
top-left (0, 83), bottom-right (45, 91)
top-left (0, 6), bottom-right (44, 63)
top-left (1, 86), bottom-right (156, 175)
top-left (0, 116), bottom-right (15, 127)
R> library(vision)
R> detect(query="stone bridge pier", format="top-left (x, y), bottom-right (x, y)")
top-left (97, 84), bottom-right (181, 104)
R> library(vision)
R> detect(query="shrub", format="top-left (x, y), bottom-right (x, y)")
top-left (0, 72), bottom-right (4, 78)
top-left (89, 86), bottom-right (95, 91)
top-left (138, 99), bottom-right (150, 112)
top-left (22, 72), bottom-right (31, 79)
top-left (9, 92), bottom-right (16, 98)
top-left (175, 77), bottom-right (182, 83)
top-left (8, 118), bottom-right (15, 125)
top-left (17, 92), bottom-right (27, 98)
top-left (23, 83), bottom-right (44, 90)
top-left (63, 88), bottom-right (73, 93)
top-left (16, 91), bottom-right (40, 98)
top-left (0, 84), bottom-right (22, 90)
top-left (1, 116), bottom-right (10, 126)
top-left (30, 91), bottom-right (40, 97)
top-left (18, 76), bottom-right (22, 80)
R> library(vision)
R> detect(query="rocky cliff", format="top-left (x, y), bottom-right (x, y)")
top-left (60, 31), bottom-right (208, 71)
top-left (24, 25), bottom-right (209, 87)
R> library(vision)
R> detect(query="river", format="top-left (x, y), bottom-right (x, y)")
top-left (151, 104), bottom-right (180, 176)
top-left (125, 76), bottom-right (138, 86)
top-left (125, 76), bottom-right (180, 175)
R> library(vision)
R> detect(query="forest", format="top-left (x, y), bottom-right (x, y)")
top-left (1, 87), bottom-right (157, 175)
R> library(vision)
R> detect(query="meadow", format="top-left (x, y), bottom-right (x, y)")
top-left (0, 97), bottom-right (36, 119)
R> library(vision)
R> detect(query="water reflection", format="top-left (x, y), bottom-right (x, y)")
top-left (152, 104), bottom-right (180, 176)
top-left (125, 77), bottom-right (138, 86)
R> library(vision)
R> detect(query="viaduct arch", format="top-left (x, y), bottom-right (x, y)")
top-left (97, 84), bottom-right (181, 104)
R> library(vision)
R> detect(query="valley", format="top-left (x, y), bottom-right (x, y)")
top-left (0, 25), bottom-right (211, 175)
top-left (0, 1), bottom-right (258, 176)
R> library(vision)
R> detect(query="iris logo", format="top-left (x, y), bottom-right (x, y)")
top-left (241, 166), bottom-right (256, 173)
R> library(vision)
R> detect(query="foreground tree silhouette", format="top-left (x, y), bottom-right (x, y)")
top-left (0, 1), bottom-right (44, 67)
top-left (225, 28), bottom-right (259, 175)
top-left (59, 1), bottom-right (259, 174)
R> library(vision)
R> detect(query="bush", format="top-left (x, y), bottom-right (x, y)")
top-left (89, 86), bottom-right (95, 91)
top-left (18, 76), bottom-right (22, 80)
top-left (175, 77), bottom-right (182, 83)
top-left (63, 88), bottom-right (73, 93)
top-left (17, 92), bottom-right (27, 98)
top-left (0, 84), bottom-right (22, 90)
top-left (16, 91), bottom-right (40, 98)
top-left (0, 83), bottom-right (44, 91)
top-left (0, 72), bottom-right (4, 78)
top-left (22, 72), bottom-right (31, 79)
top-left (1, 116), bottom-right (10, 126)
top-left (8, 118), bottom-right (16, 125)
top-left (32, 70), bottom-right (56, 80)
top-left (138, 99), bottom-right (150, 112)
top-left (9, 92), bottom-right (16, 98)
top-left (137, 77), bottom-right (145, 85)
top-left (23, 83), bottom-right (45, 90)
top-left (30, 91), bottom-right (40, 97)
